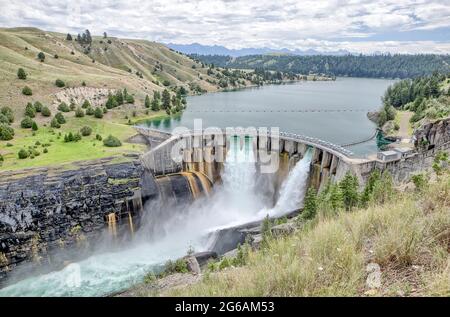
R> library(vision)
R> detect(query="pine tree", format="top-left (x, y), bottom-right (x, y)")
top-left (24, 103), bottom-right (36, 118)
top-left (329, 184), bottom-right (344, 211)
top-left (339, 172), bottom-right (359, 211)
top-left (103, 32), bottom-right (107, 39)
top-left (145, 95), bottom-right (151, 108)
top-left (17, 68), bottom-right (27, 80)
top-left (85, 29), bottom-right (92, 44)
top-left (162, 89), bottom-right (171, 110)
top-left (151, 98), bottom-right (160, 111)
top-left (115, 90), bottom-right (124, 105)
top-left (302, 188), bottom-right (317, 220)
top-left (66, 33), bottom-right (72, 41)
top-left (37, 52), bottom-right (45, 62)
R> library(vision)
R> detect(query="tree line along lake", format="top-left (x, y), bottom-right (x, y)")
top-left (140, 77), bottom-right (396, 156)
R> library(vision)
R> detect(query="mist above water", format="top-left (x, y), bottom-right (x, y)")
top-left (0, 137), bottom-right (312, 297)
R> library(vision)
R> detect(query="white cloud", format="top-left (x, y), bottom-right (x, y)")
top-left (0, 0), bottom-right (449, 53)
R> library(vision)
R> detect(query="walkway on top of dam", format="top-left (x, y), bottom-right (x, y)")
top-left (135, 126), bottom-right (364, 161)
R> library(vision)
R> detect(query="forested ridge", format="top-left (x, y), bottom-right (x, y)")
top-left (378, 72), bottom-right (450, 126)
top-left (190, 54), bottom-right (450, 79)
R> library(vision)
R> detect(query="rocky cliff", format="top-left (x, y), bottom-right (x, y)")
top-left (414, 117), bottom-right (450, 150)
top-left (0, 157), bottom-right (152, 284)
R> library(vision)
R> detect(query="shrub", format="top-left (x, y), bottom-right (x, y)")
top-left (103, 135), bottom-right (121, 147)
top-left (163, 80), bottom-right (171, 86)
top-left (24, 102), bottom-right (36, 118)
top-left (41, 106), bottom-right (51, 117)
top-left (85, 107), bottom-right (94, 116)
top-left (20, 116), bottom-right (34, 128)
top-left (126, 94), bottom-right (135, 104)
top-left (55, 79), bottom-right (65, 87)
top-left (37, 52), bottom-right (45, 62)
top-left (58, 102), bottom-right (70, 112)
top-left (55, 112), bottom-right (66, 124)
top-left (81, 81), bottom-right (86, 87)
top-left (54, 54), bottom-right (59, 59)
top-left (411, 173), bottom-right (428, 191)
top-left (75, 107), bottom-right (85, 117)
top-left (34, 101), bottom-right (43, 113)
top-left (50, 117), bottom-right (61, 128)
top-left (80, 126), bottom-right (92, 136)
top-left (0, 114), bottom-right (9, 125)
top-left (22, 86), bottom-right (33, 95)
top-left (82, 100), bottom-right (91, 109)
top-left (17, 68), bottom-right (27, 80)
top-left (105, 95), bottom-right (118, 109)
top-left (31, 121), bottom-right (38, 131)
top-left (96, 134), bottom-right (102, 141)
top-left (94, 107), bottom-right (103, 118)
top-left (18, 149), bottom-right (29, 159)
top-left (43, 148), bottom-right (48, 154)
top-left (64, 132), bottom-right (82, 142)
top-left (0, 123), bottom-right (14, 140)
top-left (0, 107), bottom-right (14, 123)
top-left (0, 154), bottom-right (3, 164)
top-left (69, 102), bottom-right (76, 111)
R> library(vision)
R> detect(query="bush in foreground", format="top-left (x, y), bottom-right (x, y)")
top-left (103, 135), bottom-right (121, 147)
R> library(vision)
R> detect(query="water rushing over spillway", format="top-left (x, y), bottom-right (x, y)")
top-left (0, 137), bottom-right (312, 297)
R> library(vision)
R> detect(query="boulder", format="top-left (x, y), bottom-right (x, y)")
top-left (184, 256), bottom-right (201, 275)
top-left (270, 222), bottom-right (296, 237)
top-left (191, 251), bottom-right (218, 267)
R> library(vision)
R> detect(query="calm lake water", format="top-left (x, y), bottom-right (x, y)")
top-left (141, 77), bottom-right (396, 155)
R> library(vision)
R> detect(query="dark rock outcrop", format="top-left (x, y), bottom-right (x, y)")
top-left (0, 158), bottom-right (153, 284)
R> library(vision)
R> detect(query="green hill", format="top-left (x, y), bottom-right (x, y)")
top-left (0, 27), bottom-right (220, 119)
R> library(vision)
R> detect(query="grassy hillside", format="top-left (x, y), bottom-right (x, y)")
top-left (0, 27), bottom-right (234, 171)
top-left (0, 27), bottom-right (221, 118)
top-left (167, 173), bottom-right (449, 297)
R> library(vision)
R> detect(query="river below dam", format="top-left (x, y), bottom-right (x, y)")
top-left (142, 77), bottom-right (396, 156)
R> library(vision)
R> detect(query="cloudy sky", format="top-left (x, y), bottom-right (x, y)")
top-left (0, 0), bottom-right (449, 53)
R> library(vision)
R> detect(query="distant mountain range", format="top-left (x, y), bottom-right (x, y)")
top-left (166, 43), bottom-right (351, 57)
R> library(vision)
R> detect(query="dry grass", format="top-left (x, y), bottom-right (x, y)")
top-left (168, 175), bottom-right (450, 297)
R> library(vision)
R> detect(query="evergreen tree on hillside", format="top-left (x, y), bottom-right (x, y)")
top-left (17, 68), bottom-right (27, 80)
top-left (339, 172), bottom-right (359, 211)
top-left (37, 52), bottom-right (45, 62)
top-left (77, 34), bottom-right (82, 42)
top-left (66, 33), bottom-right (72, 41)
top-left (151, 98), bottom-right (160, 111)
top-left (115, 90), bottom-right (124, 105)
top-left (85, 29), bottom-right (92, 44)
top-left (302, 188), bottom-right (317, 220)
top-left (103, 32), bottom-right (107, 38)
top-left (162, 89), bottom-right (171, 110)
top-left (145, 95), bottom-right (151, 108)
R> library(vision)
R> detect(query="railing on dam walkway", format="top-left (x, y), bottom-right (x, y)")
top-left (136, 127), bottom-right (355, 158)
